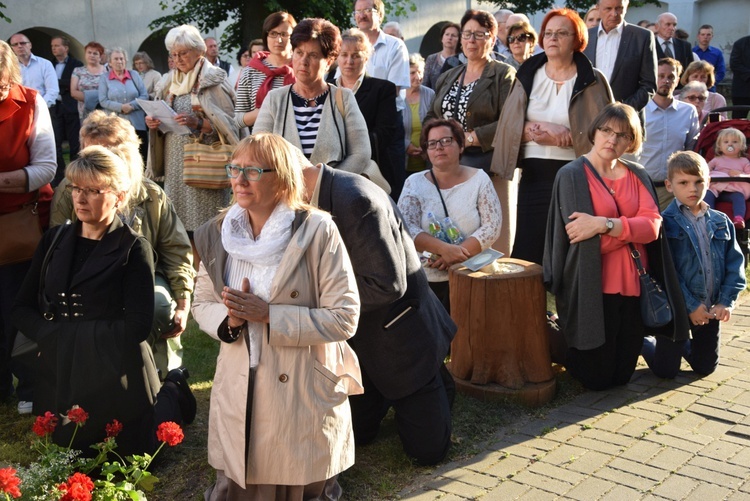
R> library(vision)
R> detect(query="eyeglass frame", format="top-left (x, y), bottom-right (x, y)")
top-left (268, 30), bottom-right (290, 40)
top-left (542, 30), bottom-right (574, 39)
top-left (682, 94), bottom-right (708, 102)
top-left (10, 41), bottom-right (30, 47)
top-left (461, 30), bottom-right (491, 41)
top-left (508, 33), bottom-right (534, 44)
top-left (597, 126), bottom-right (634, 143)
top-left (425, 136), bottom-right (455, 150)
top-left (352, 7), bottom-right (376, 17)
top-left (169, 49), bottom-right (193, 60)
top-left (65, 184), bottom-right (116, 198)
top-left (225, 164), bottom-right (275, 181)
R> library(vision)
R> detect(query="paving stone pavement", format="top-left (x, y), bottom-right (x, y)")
top-left (398, 299), bottom-right (750, 500)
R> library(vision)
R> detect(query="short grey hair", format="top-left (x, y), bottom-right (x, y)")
top-left (681, 80), bottom-right (708, 96)
top-left (341, 28), bottom-right (373, 58)
top-left (383, 21), bottom-right (403, 39)
top-left (409, 52), bottom-right (425, 72)
top-left (165, 25), bottom-right (207, 55)
top-left (109, 47), bottom-right (128, 63)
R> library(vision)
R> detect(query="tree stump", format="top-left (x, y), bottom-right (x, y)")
top-left (448, 258), bottom-right (556, 406)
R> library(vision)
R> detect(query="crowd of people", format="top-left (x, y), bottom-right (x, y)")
top-left (1, 0), bottom-right (749, 498)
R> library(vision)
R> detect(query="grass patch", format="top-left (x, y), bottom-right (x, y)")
top-left (1, 320), bottom-right (583, 500)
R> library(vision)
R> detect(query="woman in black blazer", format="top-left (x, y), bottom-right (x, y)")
top-left (335, 28), bottom-right (403, 197)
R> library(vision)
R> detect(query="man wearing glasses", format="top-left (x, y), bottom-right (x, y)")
top-left (9, 33), bottom-right (59, 109)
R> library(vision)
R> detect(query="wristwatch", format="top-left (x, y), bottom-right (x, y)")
top-left (467, 133), bottom-right (474, 145)
top-left (604, 218), bottom-right (615, 234)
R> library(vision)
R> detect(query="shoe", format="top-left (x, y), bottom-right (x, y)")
top-left (733, 216), bottom-right (745, 230)
top-left (17, 401), bottom-right (33, 415)
top-left (165, 367), bottom-right (196, 425)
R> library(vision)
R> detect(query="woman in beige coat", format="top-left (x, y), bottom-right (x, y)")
top-left (192, 133), bottom-right (362, 500)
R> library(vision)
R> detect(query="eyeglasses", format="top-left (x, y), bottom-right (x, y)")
top-left (268, 31), bottom-right (290, 40)
top-left (65, 185), bottom-right (114, 198)
top-left (10, 41), bottom-right (29, 47)
top-left (169, 50), bottom-right (192, 60)
top-left (597, 126), bottom-right (634, 143)
top-left (461, 31), bottom-right (491, 41)
top-left (225, 164), bottom-right (275, 181)
top-left (508, 33), bottom-right (533, 44)
top-left (426, 136), bottom-right (455, 150)
top-left (543, 30), bottom-right (574, 39)
top-left (683, 95), bottom-right (707, 102)
top-left (352, 8), bottom-right (375, 17)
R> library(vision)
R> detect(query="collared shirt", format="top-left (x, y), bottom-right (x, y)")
top-left (677, 200), bottom-right (714, 305)
top-left (54, 56), bottom-right (68, 79)
top-left (335, 73), bottom-right (365, 94)
top-left (494, 40), bottom-right (512, 59)
top-left (656, 36), bottom-right (674, 57)
top-left (19, 53), bottom-right (59, 107)
top-left (367, 30), bottom-right (410, 111)
top-left (108, 69), bottom-right (133, 84)
top-left (595, 21), bottom-right (624, 82)
top-left (693, 45), bottom-right (726, 87)
top-left (640, 99), bottom-right (700, 181)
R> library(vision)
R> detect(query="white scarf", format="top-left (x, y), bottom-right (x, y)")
top-left (221, 202), bottom-right (295, 367)
top-left (169, 57), bottom-right (204, 100)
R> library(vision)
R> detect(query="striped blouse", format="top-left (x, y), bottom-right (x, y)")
top-left (234, 60), bottom-right (286, 130)
top-left (291, 91), bottom-right (328, 158)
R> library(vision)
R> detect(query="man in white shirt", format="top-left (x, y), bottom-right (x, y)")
top-left (204, 37), bottom-right (235, 82)
top-left (583, 0), bottom-right (657, 123)
top-left (640, 58), bottom-right (700, 209)
top-left (9, 33), bottom-right (59, 108)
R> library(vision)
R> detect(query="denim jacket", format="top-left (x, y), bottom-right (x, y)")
top-left (662, 200), bottom-right (745, 314)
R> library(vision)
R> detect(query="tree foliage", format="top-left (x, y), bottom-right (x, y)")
top-left (0, 2), bottom-right (11, 23)
top-left (149, 0), bottom-right (416, 53)
top-left (484, 0), bottom-right (661, 17)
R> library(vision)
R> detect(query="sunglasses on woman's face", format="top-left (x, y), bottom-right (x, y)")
top-left (508, 33), bottom-right (533, 44)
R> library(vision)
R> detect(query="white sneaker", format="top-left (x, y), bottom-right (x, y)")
top-left (17, 401), bottom-right (32, 415)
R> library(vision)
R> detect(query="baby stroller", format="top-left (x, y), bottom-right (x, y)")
top-left (693, 105), bottom-right (750, 261)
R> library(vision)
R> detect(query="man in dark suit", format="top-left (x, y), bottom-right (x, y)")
top-left (50, 36), bottom-right (82, 186)
top-left (583, 0), bottom-right (657, 122)
top-left (730, 35), bottom-right (750, 118)
top-left (302, 162), bottom-right (456, 466)
top-left (653, 13), bottom-right (692, 86)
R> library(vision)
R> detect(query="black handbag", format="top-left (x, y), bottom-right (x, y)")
top-left (11, 220), bottom-right (71, 358)
top-left (583, 159), bottom-right (673, 328)
top-left (629, 243), bottom-right (673, 328)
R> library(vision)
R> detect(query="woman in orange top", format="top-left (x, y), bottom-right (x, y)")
top-left (543, 103), bottom-right (682, 390)
top-left (0, 39), bottom-right (56, 409)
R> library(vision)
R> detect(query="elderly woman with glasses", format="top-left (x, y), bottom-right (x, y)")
top-left (680, 60), bottom-right (726, 119)
top-left (397, 118), bottom-right (501, 311)
top-left (192, 133), bottom-right (361, 499)
top-left (145, 24), bottom-right (238, 245)
top-left (678, 80), bottom-right (710, 124)
top-left (505, 21), bottom-right (538, 70)
top-left (492, 8), bottom-right (613, 265)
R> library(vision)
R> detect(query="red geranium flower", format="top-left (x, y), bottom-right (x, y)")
top-left (0, 467), bottom-right (22, 499)
top-left (155, 421), bottom-right (184, 447)
top-left (32, 411), bottom-right (58, 437)
top-left (66, 406), bottom-right (89, 426)
top-left (57, 472), bottom-right (94, 501)
top-left (105, 419), bottom-right (123, 439)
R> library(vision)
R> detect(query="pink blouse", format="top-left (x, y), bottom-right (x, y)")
top-left (585, 167), bottom-right (662, 297)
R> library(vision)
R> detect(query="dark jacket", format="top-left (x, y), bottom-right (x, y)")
top-left (584, 22), bottom-right (657, 117)
top-left (655, 37), bottom-right (694, 86)
top-left (543, 156), bottom-right (690, 350)
top-left (352, 76), bottom-right (402, 194)
top-left (730, 35), bottom-right (750, 99)
top-left (13, 218), bottom-right (159, 454)
top-left (53, 56), bottom-right (83, 115)
top-left (425, 59), bottom-right (515, 152)
top-left (316, 165), bottom-right (456, 399)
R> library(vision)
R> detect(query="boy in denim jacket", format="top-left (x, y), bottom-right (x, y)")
top-left (642, 151), bottom-right (746, 378)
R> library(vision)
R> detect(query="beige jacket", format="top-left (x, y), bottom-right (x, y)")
top-left (147, 59), bottom-right (239, 177)
top-left (192, 209), bottom-right (362, 487)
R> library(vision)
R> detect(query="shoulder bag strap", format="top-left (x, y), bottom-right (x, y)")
top-left (582, 157), bottom-right (645, 272)
top-left (39, 220), bottom-right (72, 318)
top-left (428, 168), bottom-right (450, 219)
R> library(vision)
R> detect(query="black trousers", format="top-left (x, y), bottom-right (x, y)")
top-left (643, 319), bottom-right (720, 379)
top-left (566, 294), bottom-right (644, 391)
top-left (50, 105), bottom-right (81, 187)
top-left (0, 260), bottom-right (34, 401)
top-left (512, 158), bottom-right (569, 264)
top-left (349, 364), bottom-right (453, 466)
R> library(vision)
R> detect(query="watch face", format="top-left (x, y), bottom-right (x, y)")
top-left (606, 219), bottom-right (614, 230)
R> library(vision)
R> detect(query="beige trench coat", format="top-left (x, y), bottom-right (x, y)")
top-left (192, 209), bottom-right (363, 487)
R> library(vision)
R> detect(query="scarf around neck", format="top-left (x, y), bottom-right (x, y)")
top-left (169, 57), bottom-right (204, 99)
top-left (249, 51), bottom-right (296, 108)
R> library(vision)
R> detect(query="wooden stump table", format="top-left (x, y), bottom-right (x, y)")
top-left (447, 258), bottom-right (556, 406)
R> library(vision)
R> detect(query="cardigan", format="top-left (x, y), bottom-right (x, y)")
top-left (98, 70), bottom-right (148, 131)
top-left (543, 156), bottom-right (690, 350)
top-left (254, 84), bottom-right (372, 175)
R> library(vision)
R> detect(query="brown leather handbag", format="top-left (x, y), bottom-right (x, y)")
top-left (0, 195), bottom-right (43, 266)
